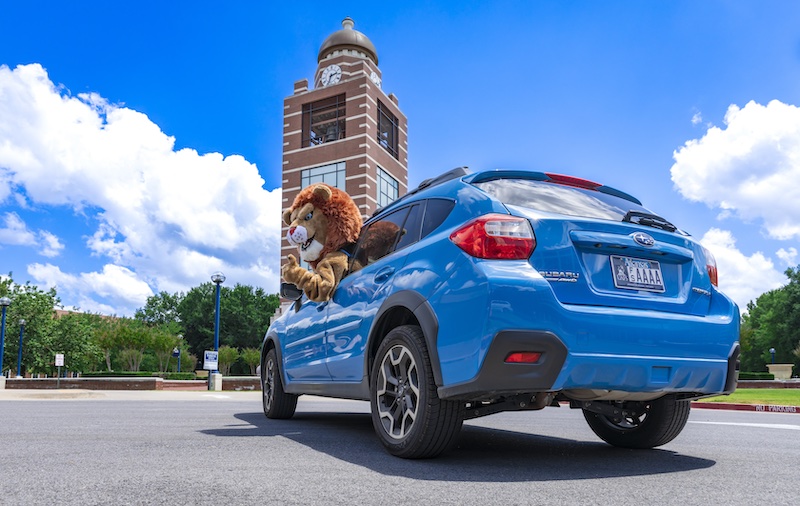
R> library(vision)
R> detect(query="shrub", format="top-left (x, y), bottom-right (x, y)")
top-left (160, 372), bottom-right (196, 380)
top-left (739, 372), bottom-right (775, 380)
top-left (81, 371), bottom-right (153, 377)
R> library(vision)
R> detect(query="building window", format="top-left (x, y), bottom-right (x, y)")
top-left (301, 162), bottom-right (347, 191)
top-left (377, 101), bottom-right (399, 159)
top-left (302, 94), bottom-right (346, 147)
top-left (377, 167), bottom-right (399, 209)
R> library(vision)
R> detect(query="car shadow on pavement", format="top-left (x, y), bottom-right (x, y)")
top-left (201, 411), bottom-right (715, 482)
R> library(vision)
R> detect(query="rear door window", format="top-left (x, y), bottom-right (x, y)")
top-left (421, 199), bottom-right (455, 238)
top-left (351, 204), bottom-right (425, 272)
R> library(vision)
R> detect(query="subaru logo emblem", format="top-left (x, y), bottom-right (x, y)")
top-left (633, 232), bottom-right (655, 247)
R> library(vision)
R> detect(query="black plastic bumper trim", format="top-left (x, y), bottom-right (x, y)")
top-left (437, 330), bottom-right (568, 400)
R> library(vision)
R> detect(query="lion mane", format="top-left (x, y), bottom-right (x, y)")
top-left (287, 184), bottom-right (361, 268)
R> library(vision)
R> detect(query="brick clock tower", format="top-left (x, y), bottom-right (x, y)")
top-left (281, 17), bottom-right (408, 270)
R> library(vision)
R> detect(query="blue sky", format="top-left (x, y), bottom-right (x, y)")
top-left (2, 0), bottom-right (800, 315)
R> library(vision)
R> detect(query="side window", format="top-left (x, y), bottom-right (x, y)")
top-left (421, 199), bottom-right (455, 238)
top-left (394, 204), bottom-right (422, 252)
top-left (351, 207), bottom-right (409, 272)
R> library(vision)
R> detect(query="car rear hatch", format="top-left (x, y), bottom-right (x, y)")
top-left (469, 171), bottom-right (715, 316)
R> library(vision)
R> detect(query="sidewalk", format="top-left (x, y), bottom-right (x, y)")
top-left (1, 383), bottom-right (798, 414)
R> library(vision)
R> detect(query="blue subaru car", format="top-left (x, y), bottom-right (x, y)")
top-left (261, 167), bottom-right (740, 458)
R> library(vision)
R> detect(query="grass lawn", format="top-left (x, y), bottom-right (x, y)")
top-left (700, 388), bottom-right (800, 406)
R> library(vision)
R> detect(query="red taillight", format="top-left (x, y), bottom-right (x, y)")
top-left (545, 173), bottom-right (601, 190)
top-left (505, 352), bottom-right (542, 364)
top-left (450, 214), bottom-right (535, 259)
top-left (703, 246), bottom-right (718, 287)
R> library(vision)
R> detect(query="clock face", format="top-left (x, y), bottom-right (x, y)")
top-left (370, 71), bottom-right (381, 87)
top-left (321, 64), bottom-right (342, 86)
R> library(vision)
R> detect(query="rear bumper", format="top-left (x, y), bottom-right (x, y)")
top-left (438, 328), bottom-right (739, 401)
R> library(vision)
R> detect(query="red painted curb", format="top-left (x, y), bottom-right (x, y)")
top-left (692, 402), bottom-right (800, 414)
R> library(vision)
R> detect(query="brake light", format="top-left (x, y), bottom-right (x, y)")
top-left (545, 173), bottom-right (601, 190)
top-left (703, 246), bottom-right (718, 287)
top-left (505, 352), bottom-right (542, 364)
top-left (450, 214), bottom-right (535, 259)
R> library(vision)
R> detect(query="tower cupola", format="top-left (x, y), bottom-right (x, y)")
top-left (317, 17), bottom-right (379, 65)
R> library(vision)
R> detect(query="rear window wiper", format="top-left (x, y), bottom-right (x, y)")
top-left (622, 210), bottom-right (677, 233)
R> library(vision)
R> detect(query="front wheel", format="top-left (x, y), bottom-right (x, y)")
top-left (262, 348), bottom-right (298, 419)
top-left (583, 396), bottom-right (691, 449)
top-left (370, 325), bottom-right (464, 459)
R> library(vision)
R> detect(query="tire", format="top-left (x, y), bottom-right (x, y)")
top-left (583, 396), bottom-right (691, 449)
top-left (262, 348), bottom-right (298, 419)
top-left (370, 325), bottom-right (464, 459)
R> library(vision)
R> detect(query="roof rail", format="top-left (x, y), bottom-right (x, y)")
top-left (372, 166), bottom-right (470, 218)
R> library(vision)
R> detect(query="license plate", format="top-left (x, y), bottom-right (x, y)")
top-left (610, 255), bottom-right (665, 293)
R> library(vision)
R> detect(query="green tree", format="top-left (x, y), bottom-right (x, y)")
top-left (177, 282), bottom-right (217, 358)
top-left (45, 313), bottom-right (103, 373)
top-left (240, 347), bottom-right (261, 375)
top-left (740, 266), bottom-right (800, 372)
top-left (0, 274), bottom-right (60, 376)
top-left (135, 291), bottom-right (183, 326)
top-left (116, 318), bottom-right (152, 371)
top-left (217, 345), bottom-right (239, 376)
top-left (92, 316), bottom-right (122, 371)
top-left (223, 284), bottom-right (279, 350)
top-left (150, 322), bottom-right (181, 372)
top-left (176, 282), bottom-right (278, 359)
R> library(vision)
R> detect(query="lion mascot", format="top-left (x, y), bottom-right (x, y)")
top-left (281, 184), bottom-right (362, 302)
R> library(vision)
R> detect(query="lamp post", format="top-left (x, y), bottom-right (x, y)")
top-left (16, 318), bottom-right (25, 378)
top-left (769, 347), bottom-right (776, 364)
top-left (176, 334), bottom-right (183, 373)
top-left (211, 272), bottom-right (225, 370)
top-left (0, 297), bottom-right (10, 380)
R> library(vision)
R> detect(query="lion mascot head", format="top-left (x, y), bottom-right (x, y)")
top-left (281, 184), bottom-right (362, 302)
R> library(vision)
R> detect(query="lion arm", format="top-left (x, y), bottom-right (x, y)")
top-left (287, 251), bottom-right (350, 303)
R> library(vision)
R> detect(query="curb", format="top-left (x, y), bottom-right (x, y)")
top-left (691, 402), bottom-right (800, 414)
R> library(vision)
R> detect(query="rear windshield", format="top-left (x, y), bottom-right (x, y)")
top-left (473, 178), bottom-right (655, 222)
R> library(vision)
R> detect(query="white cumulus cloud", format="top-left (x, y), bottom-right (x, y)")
top-left (699, 228), bottom-right (786, 310)
top-left (0, 211), bottom-right (63, 257)
top-left (0, 212), bottom-right (36, 246)
top-left (0, 63), bottom-right (282, 314)
top-left (671, 100), bottom-right (800, 240)
top-left (28, 262), bottom-right (154, 314)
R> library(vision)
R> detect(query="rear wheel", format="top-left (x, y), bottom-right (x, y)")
top-left (370, 325), bottom-right (464, 459)
top-left (262, 348), bottom-right (297, 419)
top-left (583, 396), bottom-right (690, 449)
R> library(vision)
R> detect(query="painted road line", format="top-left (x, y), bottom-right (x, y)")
top-left (689, 421), bottom-right (800, 431)
top-left (692, 402), bottom-right (800, 414)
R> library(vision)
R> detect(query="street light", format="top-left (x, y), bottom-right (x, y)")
top-left (0, 296), bottom-right (10, 378)
top-left (211, 272), bottom-right (225, 374)
top-left (16, 318), bottom-right (25, 378)
top-left (176, 334), bottom-right (183, 373)
top-left (769, 347), bottom-right (776, 364)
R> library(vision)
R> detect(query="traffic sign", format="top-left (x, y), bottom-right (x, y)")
top-left (55, 354), bottom-right (65, 367)
top-left (203, 350), bottom-right (218, 371)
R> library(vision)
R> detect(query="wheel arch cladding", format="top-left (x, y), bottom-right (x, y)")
top-left (368, 291), bottom-right (443, 387)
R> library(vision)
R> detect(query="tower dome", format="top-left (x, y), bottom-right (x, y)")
top-left (317, 17), bottom-right (378, 65)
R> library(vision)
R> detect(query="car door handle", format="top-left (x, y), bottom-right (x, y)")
top-left (374, 266), bottom-right (395, 284)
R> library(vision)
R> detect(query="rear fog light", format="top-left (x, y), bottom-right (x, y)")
top-left (505, 352), bottom-right (542, 364)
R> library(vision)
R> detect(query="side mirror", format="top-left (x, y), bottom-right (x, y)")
top-left (280, 282), bottom-right (303, 301)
